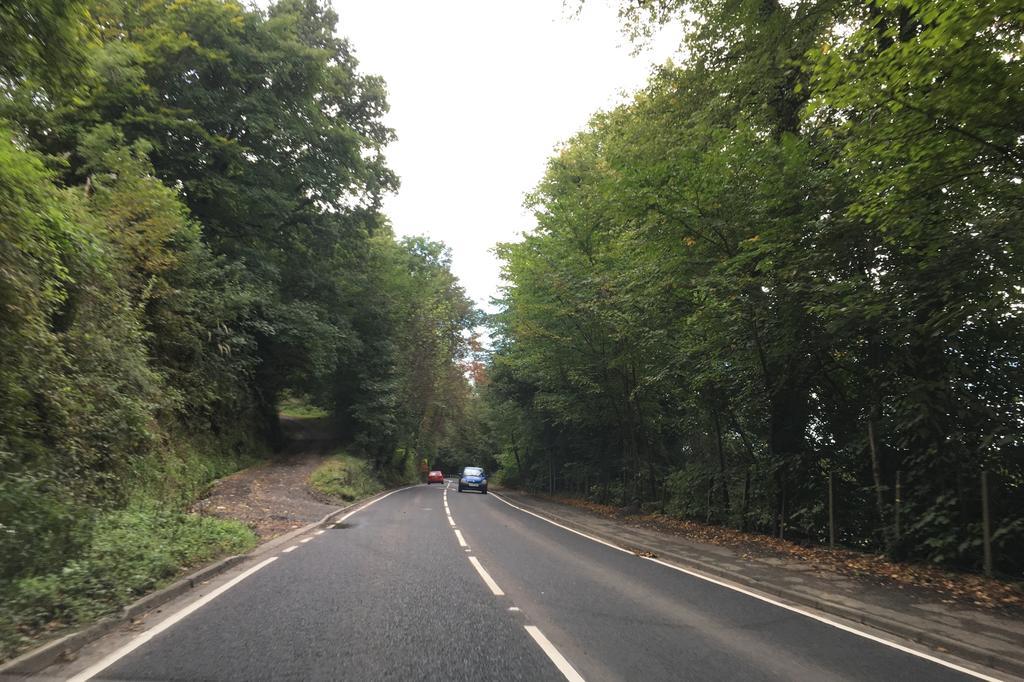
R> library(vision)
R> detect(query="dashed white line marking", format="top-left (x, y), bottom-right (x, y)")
top-left (67, 557), bottom-right (279, 682)
top-left (491, 494), bottom-right (1001, 682)
top-left (282, 545), bottom-right (299, 553)
top-left (314, 530), bottom-right (325, 535)
top-left (448, 516), bottom-right (456, 527)
top-left (524, 625), bottom-right (586, 682)
top-left (468, 556), bottom-right (504, 596)
top-left (454, 529), bottom-right (468, 547)
top-left (69, 486), bottom-right (419, 682)
top-left (299, 537), bottom-right (312, 543)
top-left (509, 606), bottom-right (520, 612)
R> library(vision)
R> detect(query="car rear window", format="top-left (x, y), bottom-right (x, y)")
top-left (463, 467), bottom-right (484, 476)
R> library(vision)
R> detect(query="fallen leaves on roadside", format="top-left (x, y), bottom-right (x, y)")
top-left (539, 493), bottom-right (1024, 614)
top-left (626, 547), bottom-right (658, 558)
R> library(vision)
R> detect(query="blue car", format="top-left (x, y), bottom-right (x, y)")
top-left (458, 466), bottom-right (488, 494)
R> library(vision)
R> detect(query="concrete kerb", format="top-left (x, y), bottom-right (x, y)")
top-left (501, 493), bottom-right (1024, 681)
top-left (0, 485), bottom-right (410, 678)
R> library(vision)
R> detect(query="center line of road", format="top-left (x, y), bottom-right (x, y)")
top-left (454, 529), bottom-right (468, 547)
top-left (467, 556), bottom-right (504, 596)
top-left (524, 625), bottom-right (586, 682)
top-left (282, 545), bottom-right (299, 553)
top-left (299, 537), bottom-right (312, 543)
top-left (68, 557), bottom-right (279, 682)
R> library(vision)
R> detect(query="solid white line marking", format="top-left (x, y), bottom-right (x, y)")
top-left (333, 486), bottom-right (414, 525)
top-left (639, 554), bottom-right (1003, 681)
top-left (490, 493), bottom-right (632, 555)
top-left (525, 625), bottom-right (586, 682)
top-left (490, 494), bottom-right (1001, 681)
top-left (68, 557), bottom-right (279, 682)
top-left (299, 537), bottom-right (312, 543)
top-left (282, 545), bottom-right (299, 553)
top-left (454, 529), bottom-right (468, 547)
top-left (468, 556), bottom-right (504, 596)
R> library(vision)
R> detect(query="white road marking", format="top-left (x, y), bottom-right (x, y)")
top-left (454, 529), bottom-right (468, 547)
top-left (525, 625), bottom-right (586, 682)
top-left (68, 557), bottom-right (279, 682)
top-left (490, 494), bottom-right (1002, 682)
top-left (468, 556), bottom-right (505, 596)
top-left (640, 554), bottom-right (1003, 681)
top-left (69, 486), bottom-right (418, 682)
top-left (299, 537), bottom-right (312, 543)
top-left (448, 516), bottom-right (456, 527)
top-left (509, 606), bottom-right (520, 612)
top-left (333, 486), bottom-right (413, 525)
top-left (282, 545), bottom-right (299, 553)
top-left (490, 493), bottom-right (632, 555)
top-left (314, 530), bottom-right (325, 535)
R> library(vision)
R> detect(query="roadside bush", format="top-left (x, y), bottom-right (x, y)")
top-left (0, 505), bottom-right (256, 660)
top-left (378, 448), bottom-right (419, 488)
top-left (309, 453), bottom-right (385, 502)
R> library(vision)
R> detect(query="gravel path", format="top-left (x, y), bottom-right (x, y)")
top-left (191, 417), bottom-right (341, 539)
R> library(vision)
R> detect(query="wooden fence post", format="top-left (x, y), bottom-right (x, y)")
top-left (894, 470), bottom-right (901, 542)
top-left (828, 470), bottom-right (836, 549)
top-left (982, 470), bottom-right (993, 578)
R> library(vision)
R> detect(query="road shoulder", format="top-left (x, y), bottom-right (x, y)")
top-left (494, 490), bottom-right (1024, 680)
top-left (0, 484), bottom-right (418, 681)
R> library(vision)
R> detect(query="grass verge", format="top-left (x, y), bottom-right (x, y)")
top-left (308, 453), bottom-right (384, 502)
top-left (0, 506), bottom-right (256, 661)
top-left (277, 393), bottom-right (329, 419)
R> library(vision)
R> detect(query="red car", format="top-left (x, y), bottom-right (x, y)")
top-left (427, 470), bottom-right (444, 484)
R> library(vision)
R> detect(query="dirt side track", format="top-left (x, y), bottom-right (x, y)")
top-left (191, 417), bottom-right (341, 539)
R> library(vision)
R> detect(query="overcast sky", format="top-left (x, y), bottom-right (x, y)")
top-left (332, 1), bottom-right (683, 310)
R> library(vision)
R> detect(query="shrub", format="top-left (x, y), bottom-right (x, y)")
top-left (309, 453), bottom-right (384, 502)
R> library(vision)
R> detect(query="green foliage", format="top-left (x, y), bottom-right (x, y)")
top-left (489, 0), bottom-right (1024, 575)
top-left (0, 506), bottom-right (256, 660)
top-left (1, 0), bottom-right (480, 661)
top-left (309, 453), bottom-right (385, 502)
top-left (331, 233), bottom-right (481, 469)
top-left (278, 393), bottom-right (330, 419)
top-left (0, 0), bottom-right (92, 92)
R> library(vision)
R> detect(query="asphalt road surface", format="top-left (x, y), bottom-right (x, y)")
top-left (73, 483), bottom-right (990, 681)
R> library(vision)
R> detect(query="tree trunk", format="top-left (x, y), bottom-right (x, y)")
top-left (713, 409), bottom-right (731, 515)
top-left (867, 415), bottom-right (893, 552)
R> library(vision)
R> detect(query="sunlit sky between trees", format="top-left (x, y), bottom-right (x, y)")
top-left (332, 0), bottom-right (684, 310)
